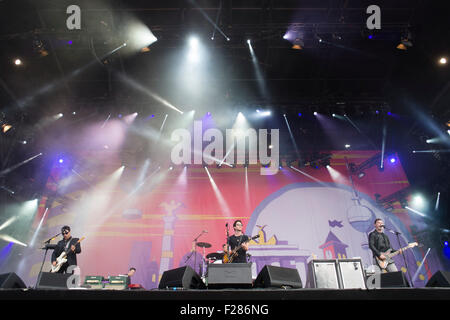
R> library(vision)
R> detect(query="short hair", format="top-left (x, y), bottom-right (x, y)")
top-left (233, 220), bottom-right (243, 228)
top-left (61, 225), bottom-right (71, 232)
top-left (129, 267), bottom-right (136, 272)
top-left (374, 218), bottom-right (383, 224)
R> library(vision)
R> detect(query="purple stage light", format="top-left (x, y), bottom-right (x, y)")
top-left (58, 159), bottom-right (64, 164)
top-left (67, 40), bottom-right (73, 45)
top-left (389, 157), bottom-right (396, 163)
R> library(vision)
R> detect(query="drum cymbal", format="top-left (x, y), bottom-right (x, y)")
top-left (206, 252), bottom-right (224, 260)
top-left (196, 242), bottom-right (212, 248)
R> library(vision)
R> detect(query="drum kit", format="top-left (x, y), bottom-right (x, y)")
top-left (192, 241), bottom-right (225, 279)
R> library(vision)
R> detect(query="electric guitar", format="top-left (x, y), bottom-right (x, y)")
top-left (375, 242), bottom-right (418, 270)
top-left (51, 237), bottom-right (85, 273)
top-left (223, 235), bottom-right (259, 263)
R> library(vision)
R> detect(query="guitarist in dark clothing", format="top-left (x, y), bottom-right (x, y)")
top-left (368, 219), bottom-right (402, 272)
top-left (226, 220), bottom-right (250, 263)
top-left (51, 226), bottom-right (82, 273)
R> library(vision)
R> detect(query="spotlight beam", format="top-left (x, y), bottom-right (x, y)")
top-left (210, 0), bottom-right (222, 40)
top-left (0, 153), bottom-right (43, 177)
top-left (189, 0), bottom-right (229, 40)
top-left (405, 206), bottom-right (426, 217)
top-left (116, 72), bottom-right (183, 114)
top-left (0, 235), bottom-right (27, 247)
top-left (283, 114), bottom-right (301, 160)
top-left (344, 115), bottom-right (378, 149)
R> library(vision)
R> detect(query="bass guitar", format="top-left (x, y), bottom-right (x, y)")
top-left (51, 237), bottom-right (85, 273)
top-left (223, 235), bottom-right (259, 263)
top-left (375, 242), bottom-right (418, 270)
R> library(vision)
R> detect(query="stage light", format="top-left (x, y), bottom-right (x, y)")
top-left (332, 113), bottom-right (336, 117)
top-left (368, 35), bottom-right (373, 39)
top-left (189, 37), bottom-right (199, 48)
top-left (298, 113), bottom-right (302, 117)
top-left (412, 195), bottom-right (425, 209)
top-left (2, 124), bottom-right (12, 133)
top-left (313, 112), bottom-right (318, 116)
top-left (58, 159), bottom-right (64, 164)
top-left (14, 59), bottom-right (22, 65)
top-left (247, 39), bottom-right (251, 44)
top-left (169, 166), bottom-right (173, 171)
top-left (387, 111), bottom-right (392, 116)
top-left (358, 172), bottom-right (365, 179)
top-left (439, 57), bottom-right (447, 64)
top-left (21, 140), bottom-right (27, 144)
top-left (345, 144), bottom-right (351, 149)
top-left (389, 157), bottom-right (396, 163)
top-left (72, 111), bottom-right (76, 115)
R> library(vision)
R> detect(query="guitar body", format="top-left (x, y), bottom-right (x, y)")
top-left (223, 235), bottom-right (259, 263)
top-left (51, 252), bottom-right (68, 273)
top-left (375, 249), bottom-right (393, 270)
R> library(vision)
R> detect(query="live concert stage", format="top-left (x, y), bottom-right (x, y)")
top-left (1, 2), bottom-right (450, 315)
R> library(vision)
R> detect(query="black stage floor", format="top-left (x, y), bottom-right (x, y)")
top-left (1, 287), bottom-right (450, 300)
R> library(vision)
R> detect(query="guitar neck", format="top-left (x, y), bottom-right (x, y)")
top-left (390, 245), bottom-right (413, 257)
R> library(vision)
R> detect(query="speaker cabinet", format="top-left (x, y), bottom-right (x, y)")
top-left (380, 271), bottom-right (410, 288)
top-left (426, 271), bottom-right (450, 287)
top-left (158, 266), bottom-right (205, 289)
top-left (308, 260), bottom-right (340, 288)
top-left (207, 263), bottom-right (253, 289)
top-left (254, 265), bottom-right (302, 288)
top-left (337, 259), bottom-right (366, 289)
top-left (36, 272), bottom-right (73, 289)
top-left (0, 272), bottom-right (27, 289)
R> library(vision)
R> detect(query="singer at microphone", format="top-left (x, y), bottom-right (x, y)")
top-left (368, 218), bottom-right (402, 273)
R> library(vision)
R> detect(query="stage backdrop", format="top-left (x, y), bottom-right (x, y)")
top-left (11, 150), bottom-right (445, 288)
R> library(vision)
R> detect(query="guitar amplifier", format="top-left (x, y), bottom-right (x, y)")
top-left (104, 276), bottom-right (127, 290)
top-left (337, 259), bottom-right (366, 289)
top-left (307, 260), bottom-right (340, 289)
top-left (84, 275), bottom-right (105, 289)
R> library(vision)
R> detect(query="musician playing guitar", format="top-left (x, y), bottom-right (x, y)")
top-left (369, 219), bottom-right (402, 273)
top-left (226, 220), bottom-right (250, 263)
top-left (51, 226), bottom-right (82, 274)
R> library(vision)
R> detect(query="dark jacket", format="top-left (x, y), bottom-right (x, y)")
top-left (227, 234), bottom-right (249, 263)
top-left (368, 230), bottom-right (396, 258)
top-left (51, 237), bottom-right (81, 269)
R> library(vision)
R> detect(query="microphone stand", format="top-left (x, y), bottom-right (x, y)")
top-left (35, 233), bottom-right (60, 288)
top-left (386, 226), bottom-right (414, 287)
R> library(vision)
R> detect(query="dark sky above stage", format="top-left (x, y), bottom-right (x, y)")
top-left (0, 1), bottom-right (449, 227)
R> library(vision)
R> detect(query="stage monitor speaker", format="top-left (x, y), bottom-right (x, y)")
top-left (207, 263), bottom-right (253, 289)
top-left (337, 259), bottom-right (366, 289)
top-left (36, 272), bottom-right (73, 289)
top-left (158, 266), bottom-right (205, 289)
top-left (254, 265), bottom-right (302, 289)
top-left (0, 272), bottom-right (27, 289)
top-left (308, 260), bottom-right (340, 289)
top-left (380, 271), bottom-right (410, 288)
top-left (425, 271), bottom-right (450, 287)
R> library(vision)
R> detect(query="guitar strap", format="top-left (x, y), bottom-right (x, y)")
top-left (64, 237), bottom-right (73, 252)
